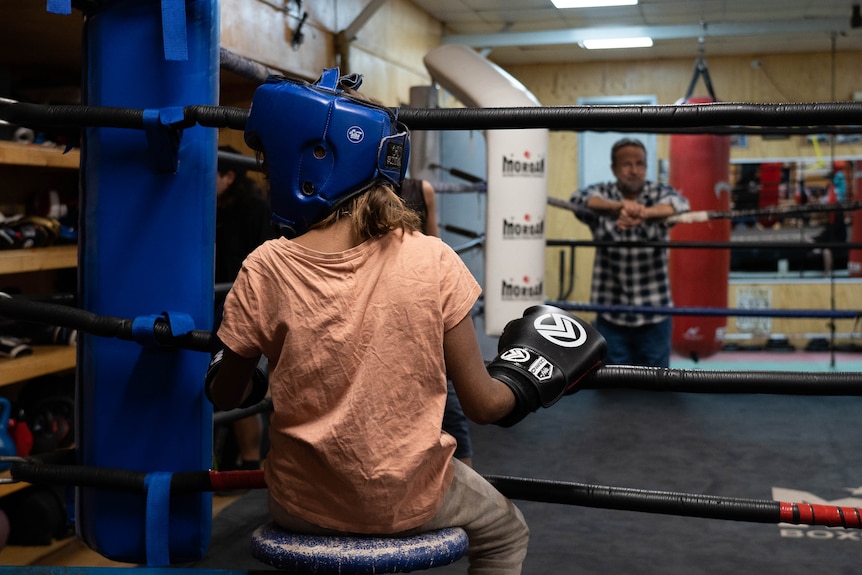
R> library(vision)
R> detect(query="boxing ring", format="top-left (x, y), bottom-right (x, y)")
top-left (1, 102), bottom-right (862, 570)
top-left (0, 3), bottom-right (861, 573)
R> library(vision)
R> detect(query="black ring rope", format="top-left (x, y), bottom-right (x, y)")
top-left (210, 365), bottom-right (862, 402)
top-left (209, 365), bottom-right (862, 421)
top-left (483, 475), bottom-right (861, 529)
top-left (6, 458), bottom-right (858, 529)
top-left (206, 367), bottom-right (862, 424)
top-left (0, 295), bottom-right (858, 353)
top-left (546, 238), bottom-right (861, 250)
top-left (441, 223), bottom-right (482, 239)
top-left (0, 295), bottom-right (212, 352)
top-left (2, 99), bottom-right (862, 135)
top-left (550, 300), bottom-right (860, 320)
top-left (0, 100), bottom-right (248, 132)
top-left (667, 201), bottom-right (859, 224)
top-left (422, 176), bottom-right (858, 224)
top-left (395, 103), bottom-right (862, 132)
top-left (452, 236), bottom-right (485, 254)
top-left (581, 365), bottom-right (862, 395)
top-left (8, 451), bottom-right (265, 494)
top-left (552, 124), bottom-right (862, 136)
top-left (399, 169), bottom-right (855, 223)
top-left (486, 476), bottom-right (777, 525)
top-left (217, 148), bottom-right (260, 172)
top-left (548, 196), bottom-right (862, 225)
top-left (219, 47), bottom-right (278, 85)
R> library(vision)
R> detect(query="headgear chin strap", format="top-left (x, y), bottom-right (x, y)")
top-left (244, 68), bottom-right (410, 238)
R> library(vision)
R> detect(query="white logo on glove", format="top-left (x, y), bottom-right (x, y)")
top-left (528, 357), bottom-right (553, 381)
top-left (533, 313), bottom-right (588, 348)
top-left (500, 348), bottom-right (531, 363)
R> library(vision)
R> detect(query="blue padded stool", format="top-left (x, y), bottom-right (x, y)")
top-left (251, 521), bottom-right (469, 574)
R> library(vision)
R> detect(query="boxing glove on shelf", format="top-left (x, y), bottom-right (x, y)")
top-left (488, 305), bottom-right (607, 427)
top-left (204, 348), bottom-right (269, 410)
top-left (0, 336), bottom-right (33, 359)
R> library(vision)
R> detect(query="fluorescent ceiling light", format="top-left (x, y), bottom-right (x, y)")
top-left (552, 0), bottom-right (638, 8)
top-left (581, 36), bottom-right (653, 49)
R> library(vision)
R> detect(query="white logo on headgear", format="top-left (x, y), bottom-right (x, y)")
top-left (534, 313), bottom-right (587, 348)
top-left (347, 126), bottom-right (365, 143)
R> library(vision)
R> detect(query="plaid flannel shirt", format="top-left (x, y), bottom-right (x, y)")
top-left (570, 181), bottom-right (690, 327)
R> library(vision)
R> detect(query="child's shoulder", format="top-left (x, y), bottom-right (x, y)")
top-left (381, 228), bottom-right (447, 258)
top-left (396, 228), bottom-right (445, 249)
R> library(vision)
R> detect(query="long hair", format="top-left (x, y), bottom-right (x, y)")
top-left (332, 88), bottom-right (421, 240)
top-left (313, 184), bottom-right (421, 241)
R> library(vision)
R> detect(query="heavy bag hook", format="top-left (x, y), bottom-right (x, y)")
top-left (683, 21), bottom-right (717, 102)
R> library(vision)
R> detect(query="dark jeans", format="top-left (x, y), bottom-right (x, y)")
top-left (595, 316), bottom-right (671, 368)
top-left (443, 380), bottom-right (473, 460)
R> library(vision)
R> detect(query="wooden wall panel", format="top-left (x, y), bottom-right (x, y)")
top-left (220, 0), bottom-right (333, 82)
top-left (219, 0), bottom-right (439, 107)
top-left (728, 281), bottom-right (859, 347)
top-left (348, 0), bottom-right (440, 76)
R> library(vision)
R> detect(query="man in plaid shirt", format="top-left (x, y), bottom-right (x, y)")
top-left (569, 138), bottom-right (690, 367)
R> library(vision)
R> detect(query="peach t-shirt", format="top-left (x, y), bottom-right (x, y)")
top-left (218, 229), bottom-right (481, 533)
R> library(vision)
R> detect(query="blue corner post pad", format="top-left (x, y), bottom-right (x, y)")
top-left (46, 0), bottom-right (72, 15)
top-left (144, 471), bottom-right (174, 567)
top-left (143, 107), bottom-right (186, 174)
top-left (131, 311), bottom-right (196, 348)
top-left (161, 0), bottom-right (189, 61)
top-left (46, 0), bottom-right (188, 61)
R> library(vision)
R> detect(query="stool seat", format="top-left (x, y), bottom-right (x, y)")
top-left (251, 521), bottom-right (469, 574)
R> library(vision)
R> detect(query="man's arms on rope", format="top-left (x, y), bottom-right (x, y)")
top-left (582, 196), bottom-right (677, 230)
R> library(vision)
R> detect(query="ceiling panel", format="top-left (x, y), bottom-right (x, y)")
top-left (409, 0), bottom-right (862, 64)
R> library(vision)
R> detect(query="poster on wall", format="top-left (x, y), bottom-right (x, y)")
top-left (735, 285), bottom-right (772, 335)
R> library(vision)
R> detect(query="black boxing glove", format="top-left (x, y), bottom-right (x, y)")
top-left (488, 305), bottom-right (606, 427)
top-left (204, 348), bottom-right (269, 409)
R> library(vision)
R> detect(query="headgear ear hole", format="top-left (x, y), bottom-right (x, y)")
top-left (313, 145), bottom-right (327, 159)
top-left (301, 182), bottom-right (315, 196)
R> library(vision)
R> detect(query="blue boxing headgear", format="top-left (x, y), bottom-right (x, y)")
top-left (244, 69), bottom-right (410, 238)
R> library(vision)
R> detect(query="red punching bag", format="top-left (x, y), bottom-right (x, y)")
top-left (848, 161), bottom-right (862, 277)
top-left (669, 96), bottom-right (731, 361)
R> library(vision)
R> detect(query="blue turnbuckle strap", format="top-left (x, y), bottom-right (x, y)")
top-left (161, 310), bottom-right (195, 336)
top-left (143, 107), bottom-right (185, 173)
top-left (161, 0), bottom-right (189, 61)
top-left (131, 314), bottom-right (161, 347)
top-left (131, 311), bottom-right (196, 347)
top-left (144, 471), bottom-right (173, 566)
top-left (46, 0), bottom-right (71, 15)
